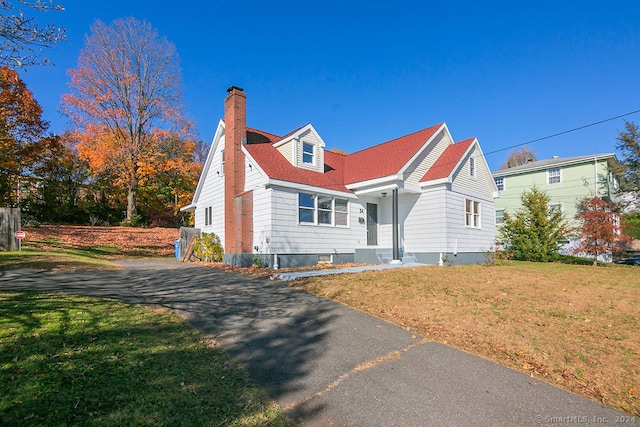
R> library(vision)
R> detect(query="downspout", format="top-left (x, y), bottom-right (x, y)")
top-left (594, 157), bottom-right (598, 197)
top-left (391, 188), bottom-right (401, 263)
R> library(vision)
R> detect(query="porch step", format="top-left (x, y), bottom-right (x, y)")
top-left (376, 248), bottom-right (405, 263)
top-left (402, 255), bottom-right (418, 264)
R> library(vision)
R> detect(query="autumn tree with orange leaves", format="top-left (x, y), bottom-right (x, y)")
top-left (0, 65), bottom-right (60, 206)
top-left (62, 17), bottom-right (195, 222)
top-left (572, 196), bottom-right (629, 266)
top-left (137, 132), bottom-right (204, 226)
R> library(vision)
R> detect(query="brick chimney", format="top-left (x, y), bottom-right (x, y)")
top-left (223, 86), bottom-right (252, 264)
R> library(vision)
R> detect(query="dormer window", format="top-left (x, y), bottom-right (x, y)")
top-left (302, 142), bottom-right (314, 165)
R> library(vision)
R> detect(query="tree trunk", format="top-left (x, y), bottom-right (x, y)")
top-left (127, 178), bottom-right (137, 220)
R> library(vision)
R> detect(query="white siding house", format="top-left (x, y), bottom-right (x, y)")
top-left (182, 87), bottom-right (498, 267)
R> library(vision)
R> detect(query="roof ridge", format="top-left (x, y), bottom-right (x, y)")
top-left (495, 152), bottom-right (616, 173)
top-left (276, 123), bottom-right (312, 142)
top-left (347, 123), bottom-right (444, 156)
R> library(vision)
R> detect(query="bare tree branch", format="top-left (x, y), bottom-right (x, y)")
top-left (0, 0), bottom-right (65, 67)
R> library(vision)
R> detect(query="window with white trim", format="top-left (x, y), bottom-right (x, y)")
top-left (495, 209), bottom-right (505, 225)
top-left (318, 254), bottom-right (332, 264)
top-left (298, 193), bottom-right (315, 223)
top-left (302, 142), bottom-right (314, 165)
top-left (204, 206), bottom-right (213, 226)
top-left (220, 150), bottom-right (225, 176)
top-left (547, 167), bottom-right (561, 184)
top-left (335, 199), bottom-right (348, 226)
top-left (495, 177), bottom-right (504, 191)
top-left (318, 195), bottom-right (332, 224)
top-left (470, 157), bottom-right (476, 178)
top-left (465, 199), bottom-right (481, 228)
top-left (549, 203), bottom-right (563, 215)
top-left (298, 193), bottom-right (349, 226)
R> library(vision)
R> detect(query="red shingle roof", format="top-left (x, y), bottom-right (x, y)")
top-left (343, 124), bottom-right (443, 184)
top-left (246, 127), bottom-right (281, 144)
top-left (420, 138), bottom-right (475, 182)
top-left (241, 122), bottom-right (471, 193)
top-left (244, 140), bottom-right (349, 192)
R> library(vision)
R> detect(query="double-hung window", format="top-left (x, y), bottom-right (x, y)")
top-left (298, 193), bottom-right (349, 226)
top-left (465, 199), bottom-right (481, 228)
top-left (547, 168), bottom-right (561, 184)
top-left (548, 203), bottom-right (563, 219)
top-left (335, 199), bottom-right (348, 226)
top-left (302, 142), bottom-right (314, 165)
top-left (495, 209), bottom-right (505, 226)
top-left (318, 196), bottom-right (332, 224)
top-left (298, 193), bottom-right (315, 223)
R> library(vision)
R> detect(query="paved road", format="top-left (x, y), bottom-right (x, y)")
top-left (0, 260), bottom-right (629, 426)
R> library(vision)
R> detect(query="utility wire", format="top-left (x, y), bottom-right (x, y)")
top-left (483, 108), bottom-right (640, 159)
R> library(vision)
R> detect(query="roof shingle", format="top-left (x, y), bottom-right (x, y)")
top-left (343, 124), bottom-right (443, 184)
top-left (242, 122), bottom-right (473, 193)
top-left (421, 138), bottom-right (475, 182)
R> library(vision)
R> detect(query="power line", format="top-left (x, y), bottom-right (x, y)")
top-left (483, 108), bottom-right (640, 159)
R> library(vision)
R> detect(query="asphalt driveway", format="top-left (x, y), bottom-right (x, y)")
top-left (0, 259), bottom-right (628, 426)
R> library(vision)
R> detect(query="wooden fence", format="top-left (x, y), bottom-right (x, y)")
top-left (178, 227), bottom-right (200, 262)
top-left (0, 208), bottom-right (21, 251)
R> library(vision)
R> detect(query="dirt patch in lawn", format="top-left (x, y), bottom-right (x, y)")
top-left (23, 225), bottom-right (178, 258)
top-left (291, 262), bottom-right (640, 416)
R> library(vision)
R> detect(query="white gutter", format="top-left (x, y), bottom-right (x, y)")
top-left (264, 178), bottom-right (358, 199)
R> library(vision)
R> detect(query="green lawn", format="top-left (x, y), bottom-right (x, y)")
top-left (0, 249), bottom-right (118, 271)
top-left (0, 292), bottom-right (294, 426)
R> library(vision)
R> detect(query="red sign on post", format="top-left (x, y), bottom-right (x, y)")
top-left (14, 229), bottom-right (25, 252)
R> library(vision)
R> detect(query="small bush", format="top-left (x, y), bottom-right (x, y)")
top-left (484, 241), bottom-right (514, 266)
top-left (192, 232), bottom-right (223, 262)
top-left (557, 255), bottom-right (608, 266)
top-left (120, 213), bottom-right (145, 228)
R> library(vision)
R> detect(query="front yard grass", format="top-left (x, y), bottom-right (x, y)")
top-left (0, 293), bottom-right (293, 426)
top-left (0, 249), bottom-right (118, 271)
top-left (291, 261), bottom-right (640, 416)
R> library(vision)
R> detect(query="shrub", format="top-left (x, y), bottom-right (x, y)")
top-left (484, 241), bottom-right (514, 266)
top-left (192, 232), bottom-right (223, 262)
top-left (498, 187), bottom-right (570, 262)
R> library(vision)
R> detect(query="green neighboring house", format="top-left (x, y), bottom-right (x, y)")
top-left (492, 153), bottom-right (619, 257)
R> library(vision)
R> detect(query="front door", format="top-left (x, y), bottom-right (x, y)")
top-left (366, 203), bottom-right (378, 246)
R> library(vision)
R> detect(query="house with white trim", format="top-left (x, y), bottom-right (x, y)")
top-left (182, 87), bottom-right (498, 267)
top-left (492, 153), bottom-right (620, 260)
top-left (492, 154), bottom-right (619, 227)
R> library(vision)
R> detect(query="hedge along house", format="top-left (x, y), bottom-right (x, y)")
top-left (181, 87), bottom-right (498, 267)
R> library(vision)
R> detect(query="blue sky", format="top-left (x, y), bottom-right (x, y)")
top-left (17, 0), bottom-right (640, 171)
